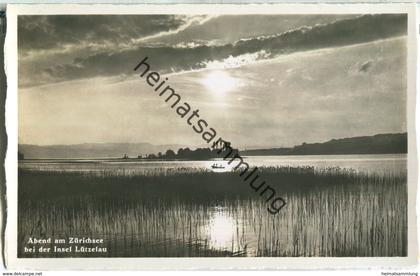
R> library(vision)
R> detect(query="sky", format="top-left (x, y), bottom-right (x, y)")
top-left (18, 14), bottom-right (407, 149)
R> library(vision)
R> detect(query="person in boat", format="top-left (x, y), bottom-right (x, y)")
top-left (211, 163), bottom-right (225, 169)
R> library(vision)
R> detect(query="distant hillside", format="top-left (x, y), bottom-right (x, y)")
top-left (241, 133), bottom-right (407, 156)
top-left (240, 148), bottom-right (291, 156)
top-left (19, 143), bottom-right (186, 159)
top-left (19, 133), bottom-right (407, 159)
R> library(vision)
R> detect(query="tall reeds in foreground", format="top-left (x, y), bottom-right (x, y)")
top-left (18, 166), bottom-right (406, 257)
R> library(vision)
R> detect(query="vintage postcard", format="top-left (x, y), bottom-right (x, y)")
top-left (3, 3), bottom-right (418, 270)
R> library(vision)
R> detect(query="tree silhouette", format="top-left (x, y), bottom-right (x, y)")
top-left (147, 153), bottom-right (157, 159)
top-left (139, 145), bottom-right (238, 161)
top-left (165, 149), bottom-right (176, 159)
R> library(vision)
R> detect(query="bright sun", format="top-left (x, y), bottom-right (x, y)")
top-left (201, 71), bottom-right (236, 95)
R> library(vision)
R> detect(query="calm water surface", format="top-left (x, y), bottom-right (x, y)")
top-left (19, 154), bottom-right (407, 175)
top-left (18, 153), bottom-right (407, 257)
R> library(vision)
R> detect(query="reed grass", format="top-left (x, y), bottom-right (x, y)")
top-left (18, 166), bottom-right (407, 257)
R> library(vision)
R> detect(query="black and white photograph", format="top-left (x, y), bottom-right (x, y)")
top-left (3, 3), bottom-right (418, 270)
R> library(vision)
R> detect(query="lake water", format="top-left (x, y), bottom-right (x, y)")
top-left (18, 153), bottom-right (408, 257)
top-left (19, 154), bottom-right (407, 176)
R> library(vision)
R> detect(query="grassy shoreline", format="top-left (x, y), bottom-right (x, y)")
top-left (18, 166), bottom-right (407, 257)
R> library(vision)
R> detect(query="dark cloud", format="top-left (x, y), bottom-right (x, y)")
top-left (147, 14), bottom-right (359, 45)
top-left (358, 60), bottom-right (373, 73)
top-left (233, 14), bottom-right (406, 53)
top-left (20, 14), bottom-right (407, 87)
top-left (18, 15), bottom-right (190, 50)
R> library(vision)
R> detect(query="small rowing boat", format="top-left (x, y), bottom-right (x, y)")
top-left (211, 163), bottom-right (225, 169)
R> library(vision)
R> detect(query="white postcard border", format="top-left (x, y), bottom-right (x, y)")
top-left (4, 3), bottom-right (418, 270)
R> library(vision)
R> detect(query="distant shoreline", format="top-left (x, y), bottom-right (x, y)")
top-left (18, 152), bottom-right (408, 163)
top-left (18, 132), bottom-right (407, 160)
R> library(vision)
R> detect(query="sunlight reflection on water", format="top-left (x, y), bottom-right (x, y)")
top-left (207, 208), bottom-right (236, 249)
top-left (202, 206), bottom-right (252, 256)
